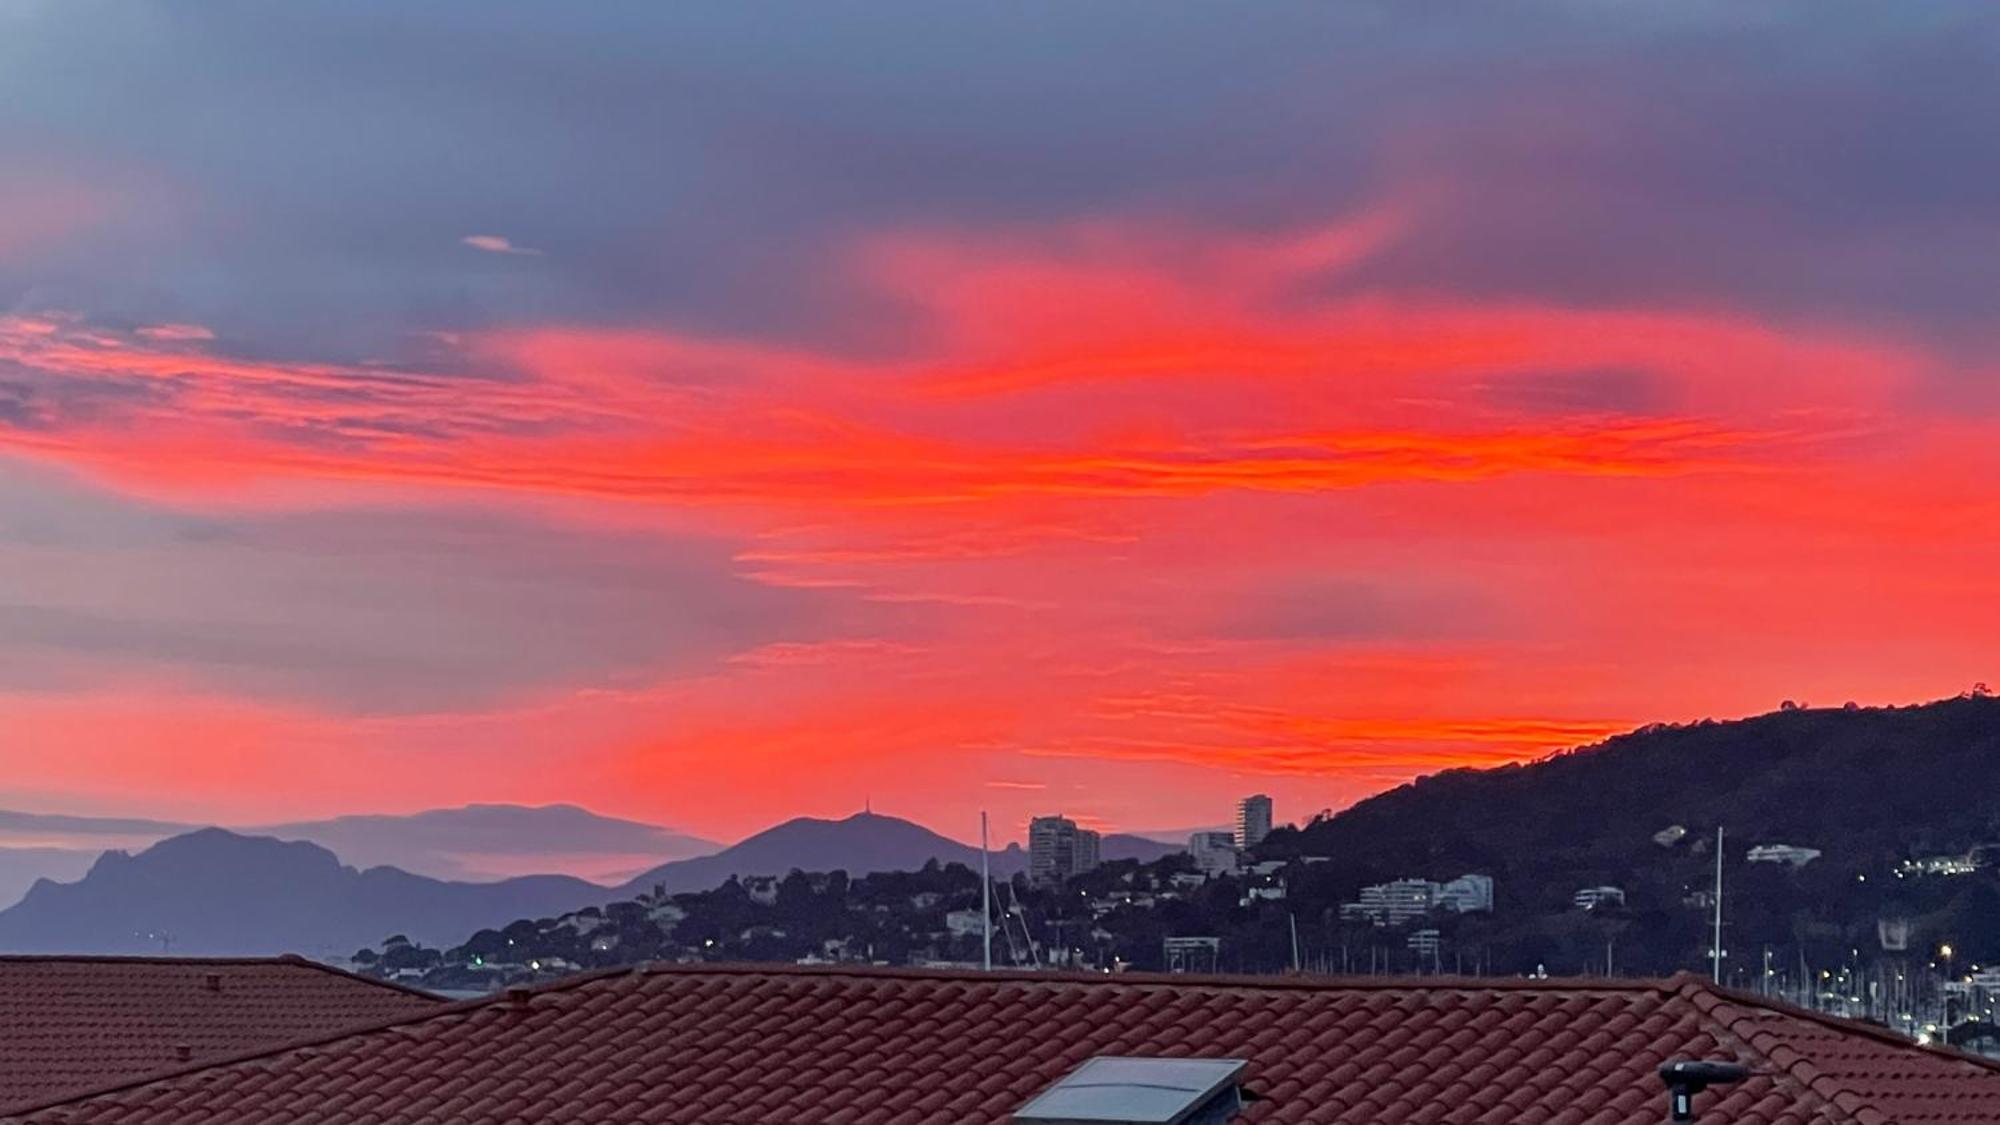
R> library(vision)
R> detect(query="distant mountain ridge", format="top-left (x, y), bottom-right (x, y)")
top-left (0, 810), bottom-right (202, 908)
top-left (0, 803), bottom-right (719, 904)
top-left (252, 803), bottom-right (717, 882)
top-left (0, 809), bottom-right (190, 837)
top-left (615, 811), bottom-right (1181, 896)
top-left (0, 848), bottom-right (101, 917)
top-left (0, 811), bottom-right (1185, 956)
top-left (0, 829), bottom-right (605, 956)
top-left (23, 699), bottom-right (1991, 974)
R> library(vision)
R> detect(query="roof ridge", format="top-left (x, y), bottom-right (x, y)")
top-left (1671, 973), bottom-right (2000, 1074)
top-left (619, 960), bottom-right (1686, 993)
top-left (0, 964), bottom-right (565, 1118)
top-left (1669, 972), bottom-right (2000, 1125)
top-left (1666, 975), bottom-right (1861, 1125)
top-left (267, 953), bottom-right (448, 1003)
top-left (0, 952), bottom-right (442, 1003)
top-left (0, 953), bottom-right (313, 965)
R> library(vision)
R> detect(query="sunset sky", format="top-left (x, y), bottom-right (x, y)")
top-left (2, 2), bottom-right (1996, 844)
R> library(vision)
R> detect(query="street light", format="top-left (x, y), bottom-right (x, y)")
top-left (1941, 943), bottom-right (1957, 1032)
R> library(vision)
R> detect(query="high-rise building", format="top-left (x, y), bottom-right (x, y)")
top-left (1234, 794), bottom-right (1273, 850)
top-left (1028, 816), bottom-right (1101, 884)
top-left (1074, 825), bottom-right (1101, 873)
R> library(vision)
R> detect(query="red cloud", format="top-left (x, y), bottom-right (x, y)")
top-left (0, 212), bottom-right (1991, 838)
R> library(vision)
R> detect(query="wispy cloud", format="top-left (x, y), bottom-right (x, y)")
top-left (460, 234), bottom-right (543, 256)
top-left (133, 323), bottom-right (215, 342)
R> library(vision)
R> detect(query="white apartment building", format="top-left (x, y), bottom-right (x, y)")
top-left (1356, 878), bottom-right (1439, 927)
top-left (1747, 844), bottom-right (1822, 867)
top-left (1343, 873), bottom-right (1495, 928)
top-left (1573, 885), bottom-right (1626, 911)
top-left (1234, 795), bottom-right (1274, 850)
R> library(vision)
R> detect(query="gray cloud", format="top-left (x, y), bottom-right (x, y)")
top-left (0, 462), bottom-right (839, 712)
top-left (0, 1), bottom-right (1991, 371)
top-left (1335, 24), bottom-right (2000, 350)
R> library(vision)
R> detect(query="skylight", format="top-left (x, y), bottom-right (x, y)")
top-left (1013, 1056), bottom-right (1248, 1125)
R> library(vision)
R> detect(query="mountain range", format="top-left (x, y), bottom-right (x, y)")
top-left (0, 830), bottom-right (606, 956)
top-left (0, 809), bottom-right (1181, 955)
top-left (0, 809), bottom-right (199, 908)
top-left (612, 811), bottom-right (1180, 896)
top-left (0, 803), bottom-right (719, 905)
top-left (8, 696), bottom-right (1997, 970)
top-left (253, 804), bottom-right (716, 882)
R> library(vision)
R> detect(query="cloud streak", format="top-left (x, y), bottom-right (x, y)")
top-left (461, 234), bottom-right (543, 257)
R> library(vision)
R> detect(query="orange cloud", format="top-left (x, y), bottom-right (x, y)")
top-left (0, 209), bottom-right (1991, 839)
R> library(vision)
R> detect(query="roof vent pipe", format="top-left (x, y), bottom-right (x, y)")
top-left (1657, 1060), bottom-right (1750, 1123)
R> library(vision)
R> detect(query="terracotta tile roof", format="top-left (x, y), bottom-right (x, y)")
top-left (4, 964), bottom-right (1996, 1123)
top-left (0, 954), bottom-right (439, 1112)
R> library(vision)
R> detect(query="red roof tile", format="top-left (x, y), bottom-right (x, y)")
top-left (3, 964), bottom-right (1996, 1123)
top-left (0, 954), bottom-right (439, 1112)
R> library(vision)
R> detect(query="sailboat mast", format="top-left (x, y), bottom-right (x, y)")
top-left (1712, 827), bottom-right (1725, 984)
top-left (981, 811), bottom-right (992, 972)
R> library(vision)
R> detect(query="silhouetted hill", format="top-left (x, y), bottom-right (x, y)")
top-left (0, 829), bottom-right (605, 956)
top-left (0, 848), bottom-right (100, 915)
top-left (1103, 833), bottom-right (1183, 864)
top-left (0, 803), bottom-right (716, 903)
top-left (0, 810), bottom-right (203, 910)
top-left (1270, 696), bottom-right (2000, 974)
top-left (617, 812), bottom-right (1181, 895)
top-left (618, 812), bottom-right (1000, 895)
top-left (254, 803), bottom-right (717, 882)
top-left (1286, 697), bottom-right (2000, 887)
